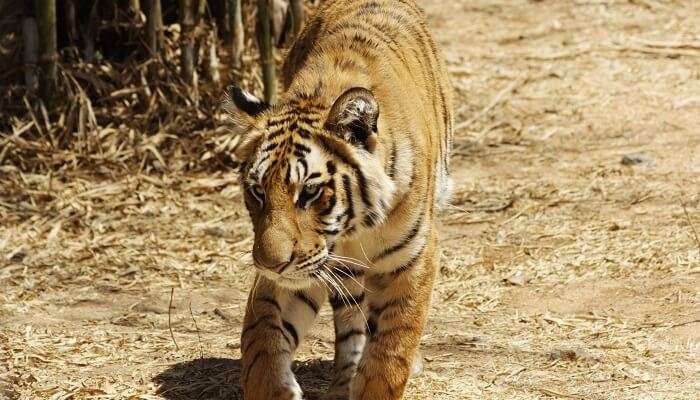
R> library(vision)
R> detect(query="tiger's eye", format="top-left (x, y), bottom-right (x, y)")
top-left (303, 184), bottom-right (319, 196)
top-left (298, 184), bottom-right (322, 208)
top-left (249, 184), bottom-right (265, 204)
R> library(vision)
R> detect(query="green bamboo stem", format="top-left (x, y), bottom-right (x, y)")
top-left (35, 0), bottom-right (57, 101)
top-left (180, 0), bottom-right (196, 84)
top-left (289, 0), bottom-right (304, 38)
top-left (256, 0), bottom-right (276, 103)
top-left (146, 0), bottom-right (163, 56)
top-left (228, 0), bottom-right (243, 68)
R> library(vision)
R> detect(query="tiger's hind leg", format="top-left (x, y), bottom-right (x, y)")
top-left (241, 276), bottom-right (326, 400)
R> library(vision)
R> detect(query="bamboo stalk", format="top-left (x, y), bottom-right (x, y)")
top-left (22, 3), bottom-right (39, 91)
top-left (84, 0), bottom-right (100, 62)
top-left (197, 0), bottom-right (207, 21)
top-left (180, 0), bottom-right (196, 84)
top-left (146, 0), bottom-right (163, 56)
top-left (36, 0), bottom-right (58, 101)
top-left (289, 0), bottom-right (304, 38)
top-left (62, 0), bottom-right (77, 45)
top-left (130, 0), bottom-right (141, 14)
top-left (192, 0), bottom-right (207, 79)
top-left (256, 0), bottom-right (276, 103)
top-left (228, 0), bottom-right (243, 68)
top-left (207, 30), bottom-right (221, 84)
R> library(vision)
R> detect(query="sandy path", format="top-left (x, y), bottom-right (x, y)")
top-left (2, 1), bottom-right (699, 399)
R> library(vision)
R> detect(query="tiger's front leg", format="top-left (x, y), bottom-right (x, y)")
top-left (241, 276), bottom-right (326, 400)
top-left (325, 268), bottom-right (367, 399)
top-left (349, 237), bottom-right (438, 400)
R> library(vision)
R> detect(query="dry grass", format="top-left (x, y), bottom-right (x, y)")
top-left (2, 0), bottom-right (700, 399)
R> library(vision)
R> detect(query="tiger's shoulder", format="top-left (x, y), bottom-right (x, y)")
top-left (282, 0), bottom-right (454, 209)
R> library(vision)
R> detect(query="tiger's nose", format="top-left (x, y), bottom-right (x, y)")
top-left (253, 237), bottom-right (295, 273)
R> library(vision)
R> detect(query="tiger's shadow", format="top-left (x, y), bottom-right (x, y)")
top-left (153, 357), bottom-right (333, 400)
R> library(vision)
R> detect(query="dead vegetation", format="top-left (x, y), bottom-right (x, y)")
top-left (1, 0), bottom-right (700, 399)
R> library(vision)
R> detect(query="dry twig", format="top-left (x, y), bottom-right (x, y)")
top-left (189, 300), bottom-right (204, 359)
top-left (168, 287), bottom-right (179, 351)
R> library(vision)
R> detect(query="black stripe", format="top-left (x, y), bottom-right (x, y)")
top-left (329, 295), bottom-right (344, 309)
top-left (391, 244), bottom-right (426, 276)
top-left (262, 143), bottom-right (278, 152)
top-left (282, 320), bottom-right (299, 347)
top-left (294, 291), bottom-right (320, 314)
top-left (241, 314), bottom-right (274, 338)
top-left (325, 21), bottom-right (402, 64)
top-left (255, 153), bottom-right (270, 166)
top-left (342, 174), bottom-right (355, 221)
top-left (294, 142), bottom-right (311, 153)
top-left (333, 264), bottom-right (365, 278)
top-left (297, 115), bottom-right (321, 126)
top-left (242, 321), bottom-right (291, 355)
top-left (268, 113), bottom-right (294, 124)
top-left (388, 140), bottom-right (397, 179)
top-left (369, 297), bottom-right (408, 319)
top-left (366, 318), bottom-right (377, 336)
top-left (258, 296), bottom-right (281, 313)
top-left (307, 172), bottom-right (322, 180)
top-left (267, 128), bottom-right (288, 141)
top-left (326, 160), bottom-right (337, 174)
top-left (336, 329), bottom-right (365, 343)
top-left (333, 58), bottom-right (364, 72)
top-left (330, 292), bottom-right (365, 309)
top-left (363, 210), bottom-right (382, 228)
top-left (315, 135), bottom-right (371, 207)
top-left (372, 215), bottom-right (423, 261)
top-left (294, 122), bottom-right (314, 139)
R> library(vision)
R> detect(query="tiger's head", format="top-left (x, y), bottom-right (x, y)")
top-left (226, 86), bottom-right (396, 289)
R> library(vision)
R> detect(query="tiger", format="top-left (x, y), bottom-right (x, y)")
top-left (225, 0), bottom-right (453, 399)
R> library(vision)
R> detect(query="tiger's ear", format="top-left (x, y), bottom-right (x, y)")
top-left (226, 85), bottom-right (269, 117)
top-left (324, 87), bottom-right (379, 152)
top-left (224, 86), bottom-right (267, 162)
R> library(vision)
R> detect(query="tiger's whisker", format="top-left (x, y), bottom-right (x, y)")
top-left (327, 258), bottom-right (369, 293)
top-left (328, 254), bottom-right (371, 269)
top-left (323, 265), bottom-right (369, 332)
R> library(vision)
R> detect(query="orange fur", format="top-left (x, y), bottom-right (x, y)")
top-left (229, 1), bottom-right (452, 399)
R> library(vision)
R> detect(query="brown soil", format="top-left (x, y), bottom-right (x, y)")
top-left (2, 1), bottom-right (699, 399)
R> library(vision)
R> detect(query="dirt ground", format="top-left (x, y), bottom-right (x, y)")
top-left (2, 0), bottom-right (700, 399)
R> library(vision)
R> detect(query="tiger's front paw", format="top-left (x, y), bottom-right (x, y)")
top-left (270, 383), bottom-right (303, 400)
top-left (244, 369), bottom-right (303, 400)
top-left (349, 360), bottom-right (407, 400)
top-left (251, 383), bottom-right (302, 400)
